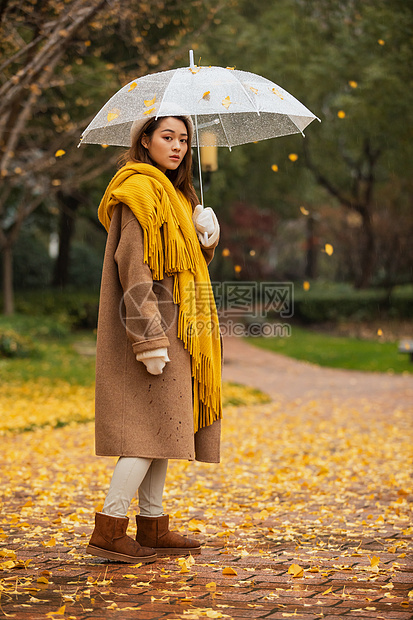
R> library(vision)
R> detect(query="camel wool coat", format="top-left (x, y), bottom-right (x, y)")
top-left (95, 203), bottom-right (221, 463)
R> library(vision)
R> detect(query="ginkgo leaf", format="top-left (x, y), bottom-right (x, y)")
top-left (288, 153), bottom-right (298, 162)
top-left (143, 107), bottom-right (155, 115)
top-left (249, 87), bottom-right (258, 94)
top-left (222, 96), bottom-right (232, 109)
top-left (272, 87), bottom-right (284, 99)
top-left (46, 605), bottom-right (65, 617)
top-left (303, 281), bottom-right (310, 291)
top-left (107, 111), bottom-right (119, 122)
top-left (271, 164), bottom-right (278, 172)
top-left (300, 206), bottom-right (309, 215)
top-left (206, 582), bottom-right (217, 590)
top-left (202, 91), bottom-right (211, 100)
top-left (324, 243), bottom-right (334, 255)
top-left (338, 110), bottom-right (346, 118)
top-left (54, 150), bottom-right (65, 158)
top-left (128, 82), bottom-right (137, 92)
top-left (288, 563), bottom-right (304, 578)
top-left (222, 567), bottom-right (237, 575)
top-left (144, 95), bottom-right (156, 107)
top-left (322, 586), bottom-right (333, 595)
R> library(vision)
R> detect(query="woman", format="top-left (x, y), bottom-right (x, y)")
top-left (86, 115), bottom-right (222, 564)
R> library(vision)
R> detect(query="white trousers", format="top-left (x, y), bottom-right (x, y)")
top-left (102, 457), bottom-right (168, 518)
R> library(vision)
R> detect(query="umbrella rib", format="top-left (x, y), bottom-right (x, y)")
top-left (231, 71), bottom-right (261, 115)
top-left (218, 114), bottom-right (232, 150)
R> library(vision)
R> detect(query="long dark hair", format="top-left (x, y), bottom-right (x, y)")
top-left (119, 116), bottom-right (199, 209)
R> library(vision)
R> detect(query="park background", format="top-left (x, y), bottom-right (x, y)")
top-left (0, 3), bottom-right (412, 618)
top-left (0, 0), bottom-right (412, 375)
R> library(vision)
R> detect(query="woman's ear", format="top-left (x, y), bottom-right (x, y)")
top-left (141, 136), bottom-right (148, 149)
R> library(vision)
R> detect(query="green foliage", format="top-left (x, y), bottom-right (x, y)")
top-left (10, 290), bottom-right (99, 330)
top-left (0, 329), bottom-right (36, 358)
top-left (68, 242), bottom-right (103, 290)
top-left (292, 283), bottom-right (413, 323)
top-left (249, 325), bottom-right (412, 374)
top-left (4, 230), bottom-right (52, 290)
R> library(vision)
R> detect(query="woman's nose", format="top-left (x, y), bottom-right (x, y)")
top-left (172, 140), bottom-right (180, 151)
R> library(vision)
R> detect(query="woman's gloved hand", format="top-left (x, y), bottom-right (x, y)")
top-left (135, 347), bottom-right (170, 375)
top-left (192, 205), bottom-right (220, 247)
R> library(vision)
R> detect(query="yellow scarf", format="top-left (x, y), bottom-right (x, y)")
top-left (98, 162), bottom-right (222, 432)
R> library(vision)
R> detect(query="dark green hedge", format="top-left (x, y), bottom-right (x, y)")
top-left (11, 289), bottom-right (99, 330)
top-left (291, 285), bottom-right (413, 323)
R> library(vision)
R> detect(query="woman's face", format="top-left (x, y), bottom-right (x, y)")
top-left (142, 117), bottom-right (188, 173)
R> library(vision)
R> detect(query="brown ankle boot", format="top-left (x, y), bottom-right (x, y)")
top-left (135, 514), bottom-right (201, 556)
top-left (87, 512), bottom-right (157, 563)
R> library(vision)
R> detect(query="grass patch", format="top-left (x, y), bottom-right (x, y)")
top-left (248, 325), bottom-right (412, 374)
top-left (0, 314), bottom-right (96, 385)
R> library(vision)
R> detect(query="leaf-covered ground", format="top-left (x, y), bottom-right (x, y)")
top-left (0, 370), bottom-right (412, 619)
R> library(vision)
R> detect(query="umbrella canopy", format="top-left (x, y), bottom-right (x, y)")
top-left (80, 58), bottom-right (319, 149)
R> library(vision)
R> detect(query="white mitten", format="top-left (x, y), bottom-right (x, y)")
top-left (193, 205), bottom-right (220, 247)
top-left (136, 347), bottom-right (170, 375)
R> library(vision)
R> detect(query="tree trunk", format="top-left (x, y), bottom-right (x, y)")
top-left (355, 209), bottom-right (375, 289)
top-left (2, 244), bottom-right (14, 315)
top-left (51, 193), bottom-right (80, 288)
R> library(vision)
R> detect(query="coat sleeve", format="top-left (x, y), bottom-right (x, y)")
top-left (114, 208), bottom-right (171, 356)
top-left (199, 234), bottom-right (219, 266)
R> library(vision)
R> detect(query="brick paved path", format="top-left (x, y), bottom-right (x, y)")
top-left (1, 337), bottom-right (412, 619)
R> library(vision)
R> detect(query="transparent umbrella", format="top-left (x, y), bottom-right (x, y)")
top-left (79, 51), bottom-right (319, 203)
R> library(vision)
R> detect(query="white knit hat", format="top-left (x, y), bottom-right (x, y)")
top-left (130, 113), bottom-right (194, 147)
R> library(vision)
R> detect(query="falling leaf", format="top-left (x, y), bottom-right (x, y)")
top-left (300, 206), bottom-right (309, 215)
top-left (249, 87), bottom-right (258, 95)
top-left (101, 144), bottom-right (109, 148)
top-left (288, 564), bottom-right (304, 578)
top-left (226, 66), bottom-right (235, 70)
top-left (377, 328), bottom-right (383, 336)
top-left (338, 110), bottom-right (346, 118)
top-left (222, 96), bottom-right (232, 109)
top-left (303, 281), bottom-right (310, 291)
top-left (349, 80), bottom-right (358, 88)
top-left (288, 153), bottom-right (298, 162)
top-left (322, 586), bottom-right (333, 595)
top-left (54, 150), bottom-right (65, 158)
top-left (144, 96), bottom-right (156, 107)
top-left (222, 248), bottom-right (230, 257)
top-left (271, 164), bottom-right (278, 172)
top-left (234, 265), bottom-right (242, 273)
top-left (324, 243), bottom-right (334, 256)
top-left (222, 567), bottom-right (237, 575)
top-left (128, 82), bottom-right (137, 92)
top-left (369, 556), bottom-right (381, 569)
top-left (378, 39), bottom-right (385, 45)
top-left (143, 107), bottom-right (155, 116)
top-left (202, 91), bottom-right (211, 101)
